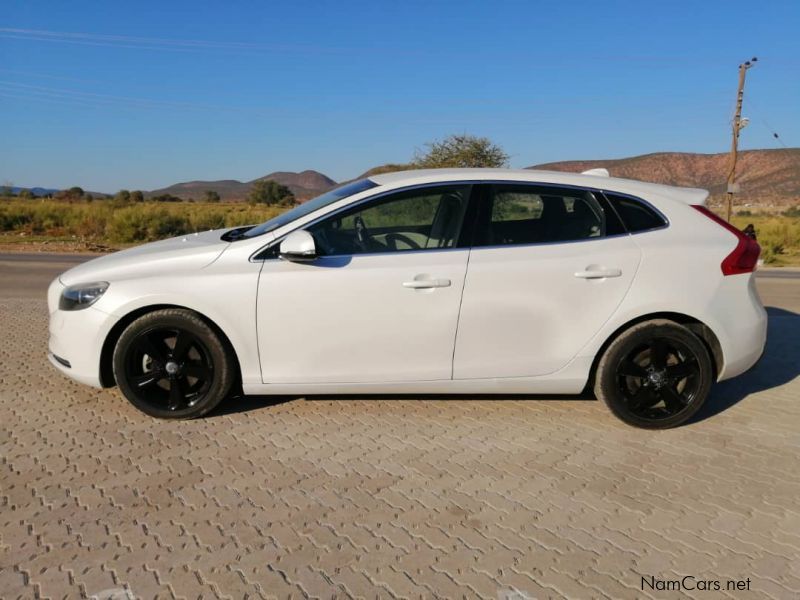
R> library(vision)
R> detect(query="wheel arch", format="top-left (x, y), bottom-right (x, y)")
top-left (584, 311), bottom-right (724, 393)
top-left (99, 304), bottom-right (243, 392)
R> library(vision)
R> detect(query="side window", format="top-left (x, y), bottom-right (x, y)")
top-left (604, 192), bottom-right (666, 232)
top-left (307, 185), bottom-right (471, 256)
top-left (476, 185), bottom-right (606, 246)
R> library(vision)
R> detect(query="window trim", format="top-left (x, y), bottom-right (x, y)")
top-left (600, 189), bottom-right (670, 235)
top-left (470, 182), bottom-right (625, 250)
top-left (250, 180), bottom-right (671, 260)
top-left (251, 181), bottom-right (477, 261)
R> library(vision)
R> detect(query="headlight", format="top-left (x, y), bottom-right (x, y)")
top-left (59, 282), bottom-right (109, 311)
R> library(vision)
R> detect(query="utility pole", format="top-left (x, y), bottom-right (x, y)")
top-left (726, 57), bottom-right (757, 222)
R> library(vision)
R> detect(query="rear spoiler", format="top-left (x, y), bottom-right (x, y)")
top-left (665, 187), bottom-right (709, 206)
top-left (581, 168), bottom-right (610, 177)
top-left (578, 166), bottom-right (710, 206)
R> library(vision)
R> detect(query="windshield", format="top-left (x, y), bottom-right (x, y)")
top-left (242, 178), bottom-right (378, 238)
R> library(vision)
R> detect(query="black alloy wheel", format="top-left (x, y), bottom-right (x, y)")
top-left (594, 320), bottom-right (713, 429)
top-left (616, 337), bottom-right (702, 420)
top-left (124, 327), bottom-right (213, 412)
top-left (113, 309), bottom-right (234, 418)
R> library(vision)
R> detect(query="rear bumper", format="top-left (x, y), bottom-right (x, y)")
top-left (715, 274), bottom-right (768, 381)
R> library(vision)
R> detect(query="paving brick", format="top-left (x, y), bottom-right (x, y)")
top-left (1, 297), bottom-right (799, 598)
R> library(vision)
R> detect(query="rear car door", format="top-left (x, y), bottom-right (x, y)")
top-left (453, 183), bottom-right (642, 378)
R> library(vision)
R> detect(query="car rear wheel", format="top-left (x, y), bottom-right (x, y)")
top-left (113, 309), bottom-right (234, 418)
top-left (594, 319), bottom-right (713, 429)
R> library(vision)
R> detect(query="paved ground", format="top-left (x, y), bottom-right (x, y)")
top-left (1, 255), bottom-right (799, 599)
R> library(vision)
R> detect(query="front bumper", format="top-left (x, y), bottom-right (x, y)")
top-left (47, 277), bottom-right (113, 388)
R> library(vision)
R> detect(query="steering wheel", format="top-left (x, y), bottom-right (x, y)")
top-left (385, 232), bottom-right (422, 251)
top-left (354, 216), bottom-right (370, 251)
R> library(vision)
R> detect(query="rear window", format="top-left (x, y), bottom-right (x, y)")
top-left (604, 192), bottom-right (667, 233)
top-left (474, 185), bottom-right (607, 246)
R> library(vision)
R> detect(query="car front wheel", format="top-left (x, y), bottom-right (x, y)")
top-left (594, 319), bottom-right (713, 429)
top-left (113, 309), bottom-right (235, 418)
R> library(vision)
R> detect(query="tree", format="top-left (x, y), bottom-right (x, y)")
top-left (1, 180), bottom-right (14, 197)
top-left (67, 186), bottom-right (84, 199)
top-left (18, 189), bottom-right (34, 200)
top-left (204, 190), bottom-right (221, 203)
top-left (115, 189), bottom-right (131, 203)
top-left (130, 190), bottom-right (145, 203)
top-left (54, 186), bottom-right (84, 201)
top-left (412, 134), bottom-right (509, 169)
top-left (247, 179), bottom-right (295, 206)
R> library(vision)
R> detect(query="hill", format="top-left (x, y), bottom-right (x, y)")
top-left (251, 170), bottom-right (336, 200)
top-left (149, 169), bottom-right (336, 202)
top-left (9, 186), bottom-right (60, 197)
top-left (529, 148), bottom-right (800, 209)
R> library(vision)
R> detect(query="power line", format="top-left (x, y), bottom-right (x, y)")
top-left (741, 96), bottom-right (790, 149)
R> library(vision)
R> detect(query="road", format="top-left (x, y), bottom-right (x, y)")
top-left (1, 253), bottom-right (799, 598)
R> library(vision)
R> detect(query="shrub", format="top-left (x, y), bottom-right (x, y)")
top-left (413, 134), bottom-right (509, 168)
top-left (247, 179), bottom-right (295, 206)
top-left (107, 205), bottom-right (187, 242)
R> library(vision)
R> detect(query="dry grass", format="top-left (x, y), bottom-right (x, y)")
top-left (730, 213), bottom-right (800, 265)
top-left (0, 199), bottom-right (282, 245)
top-left (1, 198), bottom-right (799, 265)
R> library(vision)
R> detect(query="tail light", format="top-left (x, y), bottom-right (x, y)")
top-left (692, 205), bottom-right (760, 276)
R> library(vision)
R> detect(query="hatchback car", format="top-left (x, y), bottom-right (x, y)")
top-left (48, 168), bottom-right (767, 428)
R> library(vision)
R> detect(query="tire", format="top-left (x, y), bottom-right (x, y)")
top-left (113, 309), bottom-right (235, 419)
top-left (594, 319), bottom-right (713, 429)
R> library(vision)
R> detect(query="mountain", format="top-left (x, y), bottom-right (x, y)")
top-left (8, 186), bottom-right (109, 198)
top-left (529, 148), bottom-right (800, 208)
top-left (16, 148), bottom-right (798, 208)
top-left (9, 186), bottom-right (60, 197)
top-left (149, 169), bottom-right (337, 202)
top-left (252, 170), bottom-right (336, 200)
top-left (148, 179), bottom-right (249, 201)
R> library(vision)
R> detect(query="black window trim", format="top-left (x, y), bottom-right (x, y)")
top-left (469, 181), bottom-right (633, 251)
top-left (251, 180), bottom-right (671, 260)
top-left (251, 181), bottom-right (478, 261)
top-left (600, 189), bottom-right (670, 235)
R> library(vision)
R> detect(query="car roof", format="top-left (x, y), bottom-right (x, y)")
top-left (368, 168), bottom-right (708, 206)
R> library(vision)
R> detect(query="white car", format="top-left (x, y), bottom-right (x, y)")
top-left (47, 168), bottom-right (766, 428)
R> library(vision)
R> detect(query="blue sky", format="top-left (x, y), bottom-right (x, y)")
top-left (2, 0), bottom-right (798, 192)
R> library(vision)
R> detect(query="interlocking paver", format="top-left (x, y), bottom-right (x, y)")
top-left (2, 272), bottom-right (800, 598)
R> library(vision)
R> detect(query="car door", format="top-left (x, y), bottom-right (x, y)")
top-left (453, 183), bottom-right (641, 379)
top-left (257, 184), bottom-right (474, 383)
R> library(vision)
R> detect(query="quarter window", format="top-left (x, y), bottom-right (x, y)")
top-left (307, 185), bottom-right (471, 256)
top-left (604, 192), bottom-right (666, 232)
top-left (476, 185), bottom-right (607, 246)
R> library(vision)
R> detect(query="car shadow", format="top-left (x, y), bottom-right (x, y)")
top-left (212, 390), bottom-right (589, 418)
top-left (211, 393), bottom-right (296, 416)
top-left (690, 306), bottom-right (800, 423)
top-left (211, 307), bottom-right (799, 424)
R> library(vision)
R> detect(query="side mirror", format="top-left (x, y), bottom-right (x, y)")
top-left (279, 230), bottom-right (317, 262)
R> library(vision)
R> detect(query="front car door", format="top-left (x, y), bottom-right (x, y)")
top-left (453, 183), bottom-right (642, 379)
top-left (257, 184), bottom-right (474, 383)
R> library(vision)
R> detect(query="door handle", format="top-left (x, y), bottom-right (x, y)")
top-left (574, 268), bottom-right (622, 279)
top-left (403, 278), bottom-right (451, 289)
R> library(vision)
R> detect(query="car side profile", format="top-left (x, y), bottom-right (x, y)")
top-left (47, 168), bottom-right (767, 428)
